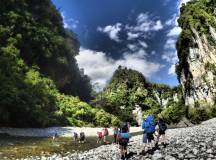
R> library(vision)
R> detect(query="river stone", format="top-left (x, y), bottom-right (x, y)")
top-left (206, 149), bottom-right (213, 154)
top-left (213, 141), bottom-right (216, 146)
top-left (152, 152), bottom-right (163, 160)
top-left (192, 148), bottom-right (199, 155)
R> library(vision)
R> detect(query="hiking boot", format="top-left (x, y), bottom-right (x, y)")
top-left (121, 155), bottom-right (125, 159)
top-left (162, 142), bottom-right (168, 148)
top-left (155, 142), bottom-right (158, 147)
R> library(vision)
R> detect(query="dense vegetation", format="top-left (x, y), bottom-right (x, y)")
top-left (92, 67), bottom-right (186, 125)
top-left (176, 0), bottom-right (216, 80)
top-left (175, 0), bottom-right (216, 123)
top-left (1, 0), bottom-right (215, 128)
top-left (0, 0), bottom-right (120, 127)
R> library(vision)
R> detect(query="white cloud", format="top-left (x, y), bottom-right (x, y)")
top-left (127, 13), bottom-right (164, 33)
top-left (165, 14), bottom-right (178, 26)
top-left (127, 44), bottom-right (138, 51)
top-left (61, 12), bottom-right (79, 29)
top-left (97, 23), bottom-right (122, 42)
top-left (167, 26), bottom-right (182, 37)
top-left (61, 12), bottom-right (69, 28)
top-left (127, 32), bottom-right (140, 40)
top-left (168, 64), bottom-right (176, 75)
top-left (164, 38), bottom-right (176, 50)
top-left (162, 51), bottom-right (178, 63)
top-left (76, 48), bottom-right (161, 90)
top-left (139, 41), bottom-right (148, 48)
top-left (153, 20), bottom-right (163, 31)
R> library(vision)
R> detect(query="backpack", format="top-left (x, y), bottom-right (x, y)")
top-left (118, 132), bottom-right (129, 144)
top-left (80, 132), bottom-right (85, 139)
top-left (114, 128), bottom-right (118, 135)
top-left (159, 121), bottom-right (167, 131)
top-left (142, 115), bottom-right (155, 133)
top-left (97, 132), bottom-right (103, 138)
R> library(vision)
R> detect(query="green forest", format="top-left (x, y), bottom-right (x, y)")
top-left (0, 0), bottom-right (119, 127)
top-left (1, 0), bottom-right (216, 128)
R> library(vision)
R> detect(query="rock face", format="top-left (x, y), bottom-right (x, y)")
top-left (180, 27), bottom-right (216, 106)
top-left (177, 0), bottom-right (216, 106)
top-left (22, 118), bottom-right (216, 160)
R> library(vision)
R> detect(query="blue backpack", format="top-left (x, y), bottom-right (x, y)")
top-left (142, 115), bottom-right (156, 133)
top-left (118, 132), bottom-right (130, 144)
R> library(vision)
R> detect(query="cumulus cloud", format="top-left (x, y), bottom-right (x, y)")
top-left (129, 13), bottom-right (163, 32)
top-left (76, 48), bottom-right (161, 90)
top-left (97, 13), bottom-right (163, 44)
top-left (97, 23), bottom-right (122, 42)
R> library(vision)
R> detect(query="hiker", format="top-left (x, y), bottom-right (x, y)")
top-left (155, 118), bottom-right (167, 147)
top-left (118, 123), bottom-right (130, 160)
top-left (73, 132), bottom-right (78, 142)
top-left (139, 115), bottom-right (156, 154)
top-left (113, 127), bottom-right (119, 143)
top-left (52, 132), bottom-right (58, 141)
top-left (97, 131), bottom-right (103, 144)
top-left (127, 122), bottom-right (130, 133)
top-left (79, 132), bottom-right (86, 143)
top-left (102, 127), bottom-right (109, 143)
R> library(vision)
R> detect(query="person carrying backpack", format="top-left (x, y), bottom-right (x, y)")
top-left (73, 132), bottom-right (78, 142)
top-left (102, 127), bottom-right (109, 143)
top-left (113, 127), bottom-right (119, 143)
top-left (155, 118), bottom-right (167, 147)
top-left (97, 131), bottom-right (103, 144)
top-left (139, 115), bottom-right (156, 154)
top-left (79, 132), bottom-right (86, 143)
top-left (118, 123), bottom-right (130, 160)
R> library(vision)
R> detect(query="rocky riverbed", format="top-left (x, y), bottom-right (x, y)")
top-left (20, 118), bottom-right (216, 160)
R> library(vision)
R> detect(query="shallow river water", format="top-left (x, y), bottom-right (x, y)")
top-left (0, 132), bottom-right (142, 159)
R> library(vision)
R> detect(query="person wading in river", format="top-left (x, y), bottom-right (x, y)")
top-left (79, 131), bottom-right (86, 143)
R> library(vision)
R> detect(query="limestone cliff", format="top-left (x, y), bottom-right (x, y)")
top-left (176, 0), bottom-right (216, 106)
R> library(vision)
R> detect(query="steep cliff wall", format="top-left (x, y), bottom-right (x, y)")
top-left (177, 0), bottom-right (216, 106)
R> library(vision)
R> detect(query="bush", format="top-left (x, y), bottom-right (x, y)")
top-left (187, 101), bottom-right (213, 123)
top-left (159, 101), bottom-right (186, 124)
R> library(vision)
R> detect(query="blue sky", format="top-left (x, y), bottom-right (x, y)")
top-left (52, 0), bottom-right (190, 90)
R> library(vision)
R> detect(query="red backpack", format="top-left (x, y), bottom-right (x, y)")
top-left (97, 132), bottom-right (103, 138)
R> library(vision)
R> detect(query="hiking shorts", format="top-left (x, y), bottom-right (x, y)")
top-left (143, 133), bottom-right (154, 143)
top-left (158, 130), bottom-right (165, 135)
top-left (119, 141), bottom-right (128, 149)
